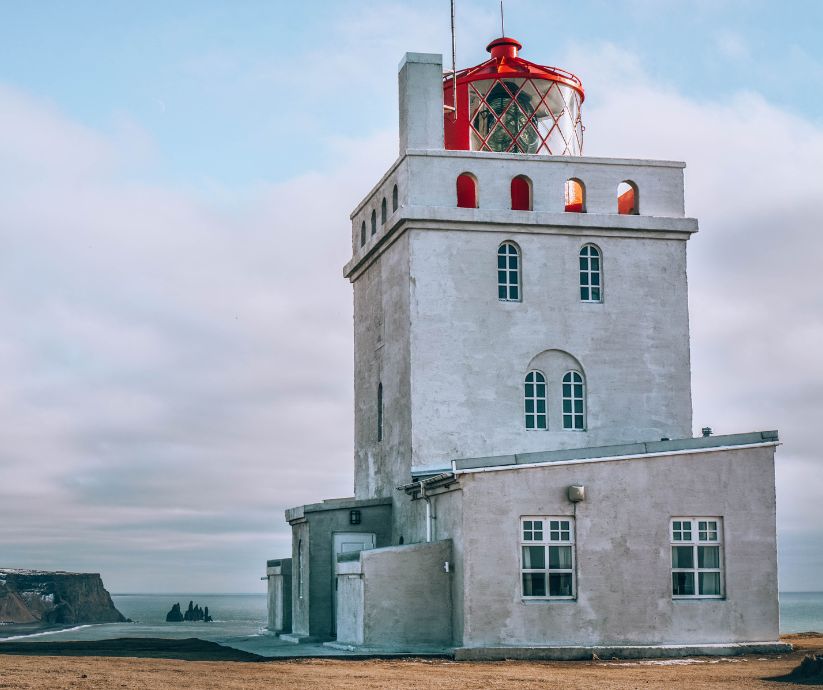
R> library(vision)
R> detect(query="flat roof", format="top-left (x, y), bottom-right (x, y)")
top-left (440, 431), bottom-right (779, 474)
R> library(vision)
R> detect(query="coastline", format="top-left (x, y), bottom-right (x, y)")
top-left (0, 633), bottom-right (820, 689)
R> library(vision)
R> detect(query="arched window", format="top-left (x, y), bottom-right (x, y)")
top-left (579, 244), bottom-right (602, 302)
top-left (381, 197), bottom-right (387, 224)
top-left (360, 221), bottom-right (366, 247)
top-left (565, 178), bottom-right (585, 213)
top-left (618, 181), bottom-right (638, 215)
top-left (392, 184), bottom-right (399, 212)
top-left (497, 242), bottom-right (520, 301)
top-left (456, 173), bottom-right (478, 208)
top-left (371, 209), bottom-right (377, 235)
top-left (511, 175), bottom-right (532, 211)
top-left (377, 382), bottom-right (383, 442)
top-left (562, 371), bottom-right (585, 430)
top-left (525, 371), bottom-right (547, 430)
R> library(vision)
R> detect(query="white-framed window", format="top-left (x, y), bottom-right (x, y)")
top-left (671, 517), bottom-right (723, 598)
top-left (562, 371), bottom-right (586, 430)
top-left (521, 517), bottom-right (575, 599)
top-left (497, 241), bottom-right (521, 301)
top-left (524, 370), bottom-right (547, 430)
top-left (579, 244), bottom-right (602, 302)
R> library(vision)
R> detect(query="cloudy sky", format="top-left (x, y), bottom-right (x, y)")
top-left (1, 0), bottom-right (821, 593)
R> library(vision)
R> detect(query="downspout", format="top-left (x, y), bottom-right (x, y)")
top-left (419, 480), bottom-right (434, 543)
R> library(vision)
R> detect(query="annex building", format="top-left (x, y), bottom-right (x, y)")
top-left (265, 36), bottom-right (785, 659)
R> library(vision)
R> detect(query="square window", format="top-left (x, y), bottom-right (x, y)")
top-left (548, 545), bottom-right (572, 569)
top-left (672, 571), bottom-right (695, 596)
top-left (672, 545), bottom-right (694, 569)
top-left (523, 572), bottom-right (547, 596)
top-left (698, 545), bottom-right (720, 569)
top-left (699, 572), bottom-right (721, 596)
top-left (548, 573), bottom-right (573, 597)
top-left (523, 545), bottom-right (545, 569)
top-left (672, 518), bottom-right (723, 599)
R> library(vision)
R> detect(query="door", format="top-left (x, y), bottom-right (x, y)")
top-left (331, 532), bottom-right (375, 635)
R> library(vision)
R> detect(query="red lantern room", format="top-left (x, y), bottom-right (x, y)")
top-left (444, 37), bottom-right (584, 155)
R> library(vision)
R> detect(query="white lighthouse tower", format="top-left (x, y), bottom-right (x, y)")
top-left (275, 36), bottom-right (783, 658)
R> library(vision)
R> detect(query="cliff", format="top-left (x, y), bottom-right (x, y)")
top-left (0, 569), bottom-right (126, 626)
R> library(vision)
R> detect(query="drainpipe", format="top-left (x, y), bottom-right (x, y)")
top-left (419, 480), bottom-right (433, 543)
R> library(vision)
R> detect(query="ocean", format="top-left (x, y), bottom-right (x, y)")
top-left (1, 592), bottom-right (820, 649)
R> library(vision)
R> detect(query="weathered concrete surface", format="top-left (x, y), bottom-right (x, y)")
top-left (455, 444), bottom-right (779, 647)
top-left (398, 54), bottom-right (444, 154)
top-left (286, 498), bottom-right (392, 641)
top-left (335, 541), bottom-right (453, 648)
top-left (454, 642), bottom-right (793, 661)
top-left (265, 559), bottom-right (291, 634)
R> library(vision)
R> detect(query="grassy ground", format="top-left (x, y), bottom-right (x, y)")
top-left (0, 633), bottom-right (819, 689)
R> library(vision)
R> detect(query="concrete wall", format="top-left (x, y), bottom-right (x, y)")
top-left (290, 521), bottom-right (310, 637)
top-left (289, 500), bottom-right (393, 640)
top-left (398, 53), bottom-right (444, 154)
top-left (406, 227), bottom-right (693, 469)
top-left (266, 559), bottom-right (291, 633)
top-left (335, 540), bottom-right (454, 647)
top-left (458, 445), bottom-right (779, 647)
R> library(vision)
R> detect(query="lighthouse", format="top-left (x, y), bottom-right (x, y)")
top-left (273, 35), bottom-right (784, 659)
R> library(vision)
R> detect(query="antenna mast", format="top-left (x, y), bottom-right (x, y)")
top-left (500, 1), bottom-right (505, 36)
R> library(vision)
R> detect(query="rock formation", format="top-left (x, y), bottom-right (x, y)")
top-left (165, 602), bottom-right (184, 622)
top-left (0, 569), bottom-right (126, 626)
top-left (165, 600), bottom-right (213, 623)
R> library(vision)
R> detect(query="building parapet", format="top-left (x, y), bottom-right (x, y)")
top-left (285, 496), bottom-right (393, 524)
top-left (448, 430), bottom-right (779, 474)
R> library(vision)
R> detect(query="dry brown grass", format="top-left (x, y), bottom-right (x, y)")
top-left (0, 634), bottom-right (819, 690)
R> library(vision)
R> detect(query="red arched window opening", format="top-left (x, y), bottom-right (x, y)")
top-left (456, 173), bottom-right (478, 208)
top-left (511, 175), bottom-right (532, 211)
top-left (618, 181), bottom-right (638, 215)
top-left (565, 179), bottom-right (585, 213)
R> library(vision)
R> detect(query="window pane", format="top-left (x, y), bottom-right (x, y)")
top-left (523, 572), bottom-right (546, 596)
top-left (698, 545), bottom-right (720, 569)
top-left (574, 416), bottom-right (584, 430)
top-left (563, 399), bottom-right (572, 413)
top-left (508, 256), bottom-right (518, 269)
top-left (591, 273), bottom-right (600, 286)
top-left (536, 399), bottom-right (546, 414)
top-left (581, 287), bottom-right (589, 300)
top-left (523, 545), bottom-right (545, 569)
top-left (510, 286), bottom-right (519, 300)
top-left (498, 255), bottom-right (506, 269)
top-left (535, 383), bottom-right (545, 396)
top-left (525, 399), bottom-right (534, 413)
top-left (498, 286), bottom-right (506, 299)
top-left (549, 545), bottom-right (572, 569)
top-left (699, 572), bottom-right (721, 596)
top-left (550, 521), bottom-right (559, 530)
top-left (580, 272), bottom-right (590, 286)
top-left (591, 287), bottom-right (601, 301)
top-left (672, 546), bottom-right (694, 569)
top-left (574, 400), bottom-right (583, 413)
top-left (591, 257), bottom-right (600, 270)
top-left (536, 414), bottom-right (547, 429)
top-left (579, 257), bottom-right (587, 270)
top-left (548, 573), bottom-right (573, 596)
top-left (525, 383), bottom-right (534, 396)
top-left (672, 571), bottom-right (695, 596)
top-left (526, 416), bottom-right (535, 429)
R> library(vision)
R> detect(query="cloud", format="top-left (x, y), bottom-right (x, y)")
top-left (0, 82), bottom-right (395, 591)
top-left (571, 43), bottom-right (823, 590)
top-left (1, 14), bottom-right (821, 592)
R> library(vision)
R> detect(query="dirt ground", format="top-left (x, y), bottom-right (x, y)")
top-left (0, 634), bottom-right (820, 689)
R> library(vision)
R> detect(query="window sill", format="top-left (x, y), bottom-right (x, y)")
top-left (521, 597), bottom-right (577, 603)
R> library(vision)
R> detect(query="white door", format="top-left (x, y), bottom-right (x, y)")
top-left (331, 532), bottom-right (375, 635)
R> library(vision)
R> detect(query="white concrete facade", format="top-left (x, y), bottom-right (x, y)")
top-left (276, 49), bottom-right (781, 656)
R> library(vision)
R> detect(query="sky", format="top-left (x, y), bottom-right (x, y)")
top-left (0, 0), bottom-right (821, 593)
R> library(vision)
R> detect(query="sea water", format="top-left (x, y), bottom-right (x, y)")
top-left (0, 593), bottom-right (270, 647)
top-left (2, 592), bottom-right (821, 647)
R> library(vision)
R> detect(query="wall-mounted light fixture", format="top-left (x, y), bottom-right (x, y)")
top-left (567, 485), bottom-right (586, 502)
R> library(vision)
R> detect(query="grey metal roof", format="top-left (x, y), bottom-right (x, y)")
top-left (451, 430), bottom-right (779, 472)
